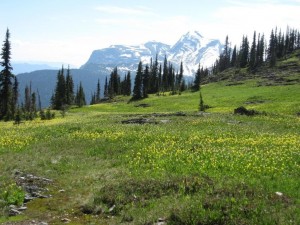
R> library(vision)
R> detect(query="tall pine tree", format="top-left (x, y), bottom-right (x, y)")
top-left (131, 61), bottom-right (143, 100)
top-left (0, 29), bottom-right (15, 120)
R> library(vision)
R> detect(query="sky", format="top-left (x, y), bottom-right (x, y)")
top-left (0, 0), bottom-right (299, 68)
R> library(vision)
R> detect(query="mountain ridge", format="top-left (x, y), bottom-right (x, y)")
top-left (81, 31), bottom-right (223, 75)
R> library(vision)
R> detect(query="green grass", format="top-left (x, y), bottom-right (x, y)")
top-left (0, 78), bottom-right (299, 224)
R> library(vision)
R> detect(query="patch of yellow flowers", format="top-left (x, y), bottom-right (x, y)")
top-left (129, 131), bottom-right (299, 177)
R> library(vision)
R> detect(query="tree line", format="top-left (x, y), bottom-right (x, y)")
top-left (213, 26), bottom-right (300, 74)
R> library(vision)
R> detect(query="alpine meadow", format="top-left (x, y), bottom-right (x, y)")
top-left (0, 3), bottom-right (300, 224)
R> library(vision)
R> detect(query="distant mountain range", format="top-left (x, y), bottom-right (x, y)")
top-left (16, 31), bottom-right (223, 107)
top-left (81, 31), bottom-right (222, 75)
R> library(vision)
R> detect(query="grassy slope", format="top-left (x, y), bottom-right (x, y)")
top-left (0, 58), bottom-right (300, 224)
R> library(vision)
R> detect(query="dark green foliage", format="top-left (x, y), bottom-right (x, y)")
top-left (143, 64), bottom-right (150, 98)
top-left (240, 35), bottom-right (249, 68)
top-left (249, 31), bottom-right (257, 71)
top-left (199, 91), bottom-right (205, 112)
top-left (75, 82), bottom-right (86, 107)
top-left (131, 61), bottom-right (143, 100)
top-left (14, 108), bottom-right (22, 125)
top-left (104, 77), bottom-right (108, 98)
top-left (90, 79), bottom-right (101, 105)
top-left (65, 66), bottom-right (74, 105)
top-left (39, 108), bottom-right (55, 120)
top-left (268, 29), bottom-right (277, 67)
top-left (219, 35), bottom-right (231, 71)
top-left (52, 66), bottom-right (74, 109)
top-left (212, 25), bottom-right (299, 76)
top-left (0, 29), bottom-right (15, 120)
top-left (191, 64), bottom-right (201, 92)
top-left (108, 67), bottom-right (120, 98)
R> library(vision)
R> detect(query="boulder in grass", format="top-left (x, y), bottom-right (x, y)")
top-left (234, 106), bottom-right (259, 116)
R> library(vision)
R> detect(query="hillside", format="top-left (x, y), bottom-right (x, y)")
top-left (1, 59), bottom-right (299, 224)
top-left (17, 69), bottom-right (107, 108)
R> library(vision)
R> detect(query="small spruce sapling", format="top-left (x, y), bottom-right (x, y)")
top-left (199, 91), bottom-right (205, 112)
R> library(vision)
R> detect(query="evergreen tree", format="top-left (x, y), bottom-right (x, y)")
top-left (131, 61), bottom-right (143, 100)
top-left (162, 56), bottom-right (168, 93)
top-left (0, 28), bottom-right (14, 120)
top-left (149, 55), bottom-right (158, 93)
top-left (53, 67), bottom-right (66, 109)
top-left (96, 79), bottom-right (101, 103)
top-left (191, 64), bottom-right (201, 91)
top-left (249, 31), bottom-right (257, 71)
top-left (268, 29), bottom-right (277, 67)
top-left (125, 71), bottom-right (131, 96)
top-left (231, 45), bottom-right (237, 67)
top-left (257, 34), bottom-right (265, 67)
top-left (65, 66), bottom-right (74, 105)
top-left (240, 36), bottom-right (249, 68)
top-left (219, 35), bottom-right (231, 71)
top-left (143, 64), bottom-right (150, 98)
top-left (75, 82), bottom-right (86, 107)
top-left (178, 62), bottom-right (183, 91)
top-left (157, 64), bottom-right (162, 94)
top-left (199, 91), bottom-right (205, 112)
top-left (104, 77), bottom-right (108, 98)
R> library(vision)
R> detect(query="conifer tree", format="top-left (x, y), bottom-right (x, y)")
top-left (104, 77), bottom-right (108, 98)
top-left (0, 28), bottom-right (14, 120)
top-left (65, 66), bottom-right (74, 105)
top-left (53, 67), bottom-right (66, 109)
top-left (240, 36), bottom-right (249, 68)
top-left (231, 45), bottom-right (237, 67)
top-left (125, 71), bottom-right (131, 96)
top-left (143, 64), bottom-right (150, 98)
top-left (178, 61), bottom-right (184, 92)
top-left (192, 64), bottom-right (201, 92)
top-left (249, 31), bottom-right (257, 71)
top-left (96, 79), bottom-right (101, 103)
top-left (131, 61), bottom-right (143, 100)
top-left (268, 29), bottom-right (277, 67)
top-left (75, 82), bottom-right (86, 107)
top-left (162, 56), bottom-right (168, 93)
top-left (199, 91), bottom-right (205, 112)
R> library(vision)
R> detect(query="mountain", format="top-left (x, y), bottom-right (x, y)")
top-left (168, 31), bottom-right (222, 75)
top-left (16, 31), bottom-right (222, 108)
top-left (81, 41), bottom-right (170, 74)
top-left (12, 62), bottom-right (64, 75)
top-left (81, 31), bottom-right (222, 75)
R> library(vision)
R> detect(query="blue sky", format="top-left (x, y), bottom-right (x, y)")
top-left (0, 0), bottom-right (299, 67)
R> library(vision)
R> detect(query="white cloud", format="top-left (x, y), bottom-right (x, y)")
top-left (203, 1), bottom-right (300, 45)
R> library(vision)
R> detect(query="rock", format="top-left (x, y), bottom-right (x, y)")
top-left (61, 218), bottom-right (71, 223)
top-left (17, 206), bottom-right (28, 211)
top-left (121, 118), bottom-right (157, 124)
top-left (38, 222), bottom-right (48, 225)
top-left (156, 217), bottom-right (166, 225)
top-left (109, 204), bottom-right (116, 213)
top-left (234, 106), bottom-right (259, 116)
top-left (9, 208), bottom-right (21, 216)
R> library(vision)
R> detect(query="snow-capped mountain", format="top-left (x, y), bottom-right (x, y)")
top-left (81, 31), bottom-right (222, 76)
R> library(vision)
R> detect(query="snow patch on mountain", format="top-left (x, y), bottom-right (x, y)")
top-left (81, 31), bottom-right (222, 76)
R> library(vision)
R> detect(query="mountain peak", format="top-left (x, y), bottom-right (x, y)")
top-left (82, 31), bottom-right (223, 75)
top-left (184, 30), bottom-right (203, 39)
